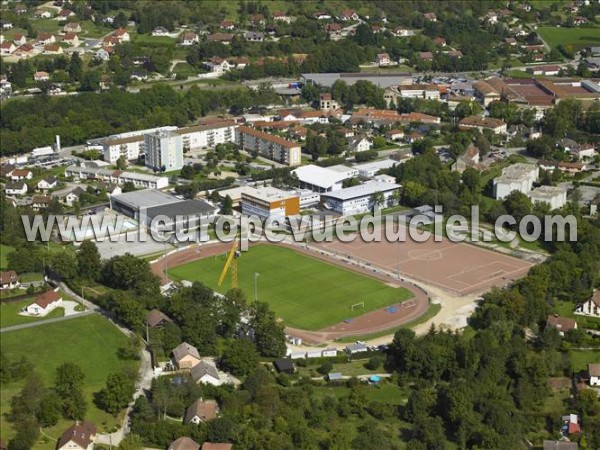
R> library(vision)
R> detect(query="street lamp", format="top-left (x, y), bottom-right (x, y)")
top-left (254, 272), bottom-right (260, 302)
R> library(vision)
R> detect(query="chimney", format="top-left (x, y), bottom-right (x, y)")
top-left (55, 135), bottom-right (61, 152)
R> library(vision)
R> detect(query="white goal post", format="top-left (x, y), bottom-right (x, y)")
top-left (351, 302), bottom-right (365, 311)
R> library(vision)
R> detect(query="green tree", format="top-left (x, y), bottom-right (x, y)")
top-left (38, 392), bottom-right (62, 427)
top-left (77, 240), bottom-right (102, 281)
top-left (55, 362), bottom-right (85, 397)
top-left (68, 52), bottom-right (83, 82)
top-left (96, 372), bottom-right (136, 415)
top-left (220, 195), bottom-right (233, 215)
top-left (116, 156), bottom-right (127, 170)
top-left (250, 301), bottom-right (286, 357)
top-left (50, 252), bottom-right (77, 281)
top-left (118, 434), bottom-right (144, 450)
top-left (220, 338), bottom-right (260, 376)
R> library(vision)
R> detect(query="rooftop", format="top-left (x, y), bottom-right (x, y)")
top-left (322, 181), bottom-right (400, 201)
top-left (111, 189), bottom-right (180, 210)
top-left (292, 164), bottom-right (350, 189)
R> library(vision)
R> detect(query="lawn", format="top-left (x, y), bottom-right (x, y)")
top-left (571, 349), bottom-right (600, 371)
top-left (0, 298), bottom-right (64, 328)
top-left (311, 382), bottom-right (410, 405)
top-left (0, 314), bottom-right (137, 448)
top-left (169, 244), bottom-right (414, 330)
top-left (538, 26), bottom-right (600, 51)
top-left (0, 244), bottom-right (14, 269)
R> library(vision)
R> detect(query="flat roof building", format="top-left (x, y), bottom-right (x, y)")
top-left (65, 166), bottom-right (169, 189)
top-left (354, 159), bottom-right (398, 179)
top-left (292, 164), bottom-right (350, 192)
top-left (145, 130), bottom-right (184, 172)
top-left (529, 185), bottom-right (568, 210)
top-left (241, 186), bottom-right (300, 221)
top-left (493, 163), bottom-right (539, 200)
top-left (320, 181), bottom-right (400, 215)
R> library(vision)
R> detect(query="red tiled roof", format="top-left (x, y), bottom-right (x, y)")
top-left (34, 290), bottom-right (62, 308)
top-left (238, 126), bottom-right (299, 148)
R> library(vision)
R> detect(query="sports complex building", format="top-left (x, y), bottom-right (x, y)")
top-left (110, 189), bottom-right (216, 233)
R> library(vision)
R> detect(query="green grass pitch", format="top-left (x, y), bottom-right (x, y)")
top-left (0, 315), bottom-right (137, 445)
top-left (168, 244), bottom-right (414, 330)
top-left (537, 26), bottom-right (600, 51)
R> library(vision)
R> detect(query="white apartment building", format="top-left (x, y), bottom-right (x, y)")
top-left (65, 166), bottom-right (169, 189)
top-left (102, 135), bottom-right (144, 164)
top-left (529, 185), bottom-right (568, 210)
top-left (177, 120), bottom-right (236, 150)
top-left (145, 130), bottom-right (184, 172)
top-left (493, 163), bottom-right (539, 200)
top-left (235, 126), bottom-right (301, 166)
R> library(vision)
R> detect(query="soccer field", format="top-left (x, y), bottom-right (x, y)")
top-left (168, 244), bottom-right (414, 330)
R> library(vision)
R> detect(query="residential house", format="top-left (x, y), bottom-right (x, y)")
top-left (130, 71), bottom-right (148, 81)
top-left (113, 28), bottom-right (130, 42)
top-left (319, 93), bottom-right (339, 110)
top-left (220, 20), bottom-right (235, 30)
top-left (589, 363), bottom-right (600, 386)
top-left (44, 44), bottom-right (63, 55)
top-left (385, 129), bottom-right (405, 141)
top-left (572, 143), bottom-right (596, 160)
top-left (546, 314), bottom-right (577, 336)
top-left (433, 37), bottom-right (446, 47)
top-left (12, 43), bottom-right (33, 58)
top-left (452, 144), bottom-right (480, 173)
top-left (37, 176), bottom-right (58, 191)
top-left (34, 71), bottom-right (50, 82)
top-left (191, 360), bottom-right (222, 386)
top-left (168, 437), bottom-right (200, 450)
top-left (273, 359), bottom-right (295, 374)
top-left (184, 399), bottom-right (219, 424)
top-left (180, 31), bottom-right (199, 46)
top-left (13, 34), bottom-right (26, 46)
top-left (31, 195), bottom-right (51, 211)
top-left (95, 47), bottom-right (113, 60)
top-left (339, 9), bottom-right (359, 21)
top-left (561, 413), bottom-right (581, 437)
top-left (445, 50), bottom-right (463, 59)
top-left (406, 131), bottom-right (424, 143)
top-left (0, 271), bottom-right (19, 290)
top-left (345, 343), bottom-right (369, 355)
top-left (56, 422), bottom-right (96, 450)
top-left (146, 309), bottom-right (172, 328)
top-left (203, 57), bottom-right (231, 74)
top-left (151, 26), bottom-right (169, 36)
top-left (459, 116), bottom-right (507, 134)
top-left (26, 289), bottom-right (63, 316)
top-left (56, 186), bottom-right (84, 206)
top-left (173, 342), bottom-right (201, 369)
top-left (0, 41), bottom-right (16, 55)
top-left (62, 33), bottom-right (79, 46)
top-left (375, 52), bottom-right (391, 66)
top-left (326, 23), bottom-right (342, 35)
top-left (1, 20), bottom-right (13, 30)
top-left (245, 31), bottom-right (264, 42)
top-left (423, 12), bottom-right (437, 21)
top-left (97, 183), bottom-right (122, 197)
top-left (348, 135), bottom-right (373, 152)
top-left (4, 182), bottom-right (27, 195)
top-left (57, 9), bottom-right (75, 20)
top-left (34, 9), bottom-right (52, 19)
top-left (201, 444), bottom-right (232, 450)
top-left (9, 169), bottom-right (32, 181)
top-left (576, 290), bottom-right (600, 317)
top-left (290, 126), bottom-right (308, 140)
top-left (14, 5), bottom-right (27, 15)
top-left (208, 33), bottom-right (234, 44)
top-left (102, 36), bottom-right (120, 47)
top-left (63, 22), bottom-right (81, 33)
top-left (314, 12), bottom-right (332, 20)
top-left (419, 51), bottom-right (434, 61)
top-left (273, 11), bottom-right (293, 23)
top-left (574, 16), bottom-right (588, 25)
top-left (503, 37), bottom-right (517, 46)
top-left (249, 14), bottom-right (265, 26)
top-left (392, 27), bottom-right (412, 37)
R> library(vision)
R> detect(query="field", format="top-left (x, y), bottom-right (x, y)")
top-left (0, 244), bottom-right (14, 269)
top-left (538, 26), bottom-right (600, 51)
top-left (168, 244), bottom-right (413, 330)
top-left (0, 315), bottom-right (137, 448)
top-left (0, 298), bottom-right (64, 328)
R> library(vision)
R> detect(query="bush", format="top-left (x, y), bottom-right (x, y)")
top-left (365, 356), bottom-right (382, 371)
top-left (317, 361), bottom-right (333, 375)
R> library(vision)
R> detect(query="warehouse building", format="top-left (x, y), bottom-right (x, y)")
top-left (292, 164), bottom-right (351, 192)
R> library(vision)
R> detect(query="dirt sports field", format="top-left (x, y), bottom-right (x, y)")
top-left (150, 241), bottom-right (430, 344)
top-left (314, 225), bottom-right (534, 296)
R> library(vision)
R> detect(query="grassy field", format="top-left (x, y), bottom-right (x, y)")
top-left (0, 244), bottom-right (14, 269)
top-left (538, 26), bottom-right (600, 51)
top-left (0, 298), bottom-right (64, 328)
top-left (571, 349), bottom-right (600, 371)
top-left (311, 382), bottom-right (410, 405)
top-left (0, 315), bottom-right (137, 448)
top-left (169, 244), bottom-right (413, 330)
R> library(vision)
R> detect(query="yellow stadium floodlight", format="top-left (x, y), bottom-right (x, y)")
top-left (217, 239), bottom-right (239, 289)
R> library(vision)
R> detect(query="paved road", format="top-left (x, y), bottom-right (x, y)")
top-left (0, 310), bottom-right (95, 333)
